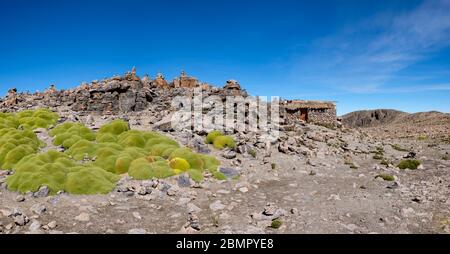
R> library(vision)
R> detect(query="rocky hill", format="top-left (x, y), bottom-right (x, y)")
top-left (342, 109), bottom-right (450, 139)
top-left (341, 109), bottom-right (408, 128)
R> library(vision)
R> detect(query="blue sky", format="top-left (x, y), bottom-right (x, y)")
top-left (1, 0), bottom-right (449, 115)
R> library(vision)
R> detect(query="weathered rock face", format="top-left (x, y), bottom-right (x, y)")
top-left (0, 71), bottom-right (157, 114)
top-left (0, 70), bottom-right (248, 115)
top-left (154, 73), bottom-right (170, 90)
top-left (173, 71), bottom-right (198, 88)
top-left (3, 88), bottom-right (18, 107)
top-left (223, 80), bottom-right (247, 97)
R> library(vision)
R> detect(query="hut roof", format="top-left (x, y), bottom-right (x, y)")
top-left (284, 100), bottom-right (335, 110)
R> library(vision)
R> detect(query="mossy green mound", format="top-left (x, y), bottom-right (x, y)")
top-left (65, 166), bottom-right (120, 194)
top-left (188, 169), bottom-right (204, 182)
top-left (375, 174), bottom-right (395, 181)
top-left (397, 159), bottom-right (421, 170)
top-left (96, 133), bottom-right (118, 143)
top-left (169, 157), bottom-right (191, 171)
top-left (98, 119), bottom-right (129, 135)
top-left (16, 109), bottom-right (59, 130)
top-left (205, 130), bottom-right (224, 144)
top-left (205, 130), bottom-right (236, 150)
top-left (65, 140), bottom-right (99, 160)
top-left (6, 150), bottom-right (119, 194)
top-left (169, 148), bottom-right (205, 170)
top-left (127, 147), bottom-right (224, 182)
top-left (0, 128), bottom-right (43, 170)
top-left (0, 109), bottom-right (59, 170)
top-left (93, 146), bottom-right (148, 174)
top-left (213, 135), bottom-right (236, 150)
top-left (4, 113), bottom-right (226, 194)
top-left (0, 113), bottom-right (20, 129)
top-left (0, 109), bottom-right (59, 131)
top-left (128, 159), bottom-right (176, 180)
top-left (50, 122), bottom-right (96, 149)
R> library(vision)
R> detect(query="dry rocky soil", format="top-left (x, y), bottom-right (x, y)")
top-left (1, 111), bottom-right (449, 235)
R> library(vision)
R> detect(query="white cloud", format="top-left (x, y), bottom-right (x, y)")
top-left (292, 0), bottom-right (450, 94)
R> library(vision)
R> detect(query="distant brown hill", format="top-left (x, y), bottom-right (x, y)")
top-left (342, 109), bottom-right (450, 139)
top-left (341, 109), bottom-right (408, 128)
top-left (342, 109), bottom-right (450, 128)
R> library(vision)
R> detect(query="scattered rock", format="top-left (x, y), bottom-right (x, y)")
top-left (153, 114), bottom-right (173, 132)
top-left (167, 185), bottom-right (180, 196)
top-left (209, 200), bottom-right (225, 211)
top-left (178, 174), bottom-right (194, 188)
top-left (30, 204), bottom-right (46, 215)
top-left (14, 214), bottom-right (29, 226)
top-left (187, 203), bottom-right (202, 213)
top-left (222, 150), bottom-right (237, 159)
top-left (47, 221), bottom-right (57, 229)
top-left (132, 212), bottom-right (142, 220)
top-left (74, 212), bottom-right (90, 222)
top-left (263, 203), bottom-right (277, 216)
top-left (128, 228), bottom-right (147, 234)
top-left (15, 195), bottom-right (25, 202)
top-left (33, 186), bottom-right (49, 198)
top-left (219, 167), bottom-right (240, 179)
top-left (28, 220), bottom-right (42, 232)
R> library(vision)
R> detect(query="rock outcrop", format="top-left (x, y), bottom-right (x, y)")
top-left (0, 70), bottom-right (248, 115)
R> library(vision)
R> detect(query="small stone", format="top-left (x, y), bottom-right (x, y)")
top-left (187, 203), bottom-right (202, 213)
top-left (239, 187), bottom-right (249, 193)
top-left (167, 185), bottom-right (180, 196)
top-left (15, 195), bottom-right (25, 202)
top-left (178, 174), bottom-right (194, 188)
top-left (5, 223), bottom-right (14, 230)
top-left (209, 200), bottom-right (225, 211)
top-left (14, 214), bottom-right (29, 226)
top-left (263, 203), bottom-right (277, 216)
top-left (387, 182), bottom-right (399, 189)
top-left (128, 228), bottom-right (147, 234)
top-left (0, 209), bottom-right (13, 217)
top-left (47, 221), bottom-right (57, 229)
top-left (12, 207), bottom-right (23, 216)
top-left (401, 207), bottom-right (415, 218)
top-left (34, 186), bottom-right (49, 198)
top-left (132, 212), bottom-right (142, 220)
top-left (28, 220), bottom-right (41, 232)
top-left (307, 159), bottom-right (317, 167)
top-left (290, 208), bottom-right (299, 215)
top-left (74, 212), bottom-right (90, 222)
top-left (30, 204), bottom-right (46, 215)
top-left (222, 150), bottom-right (237, 160)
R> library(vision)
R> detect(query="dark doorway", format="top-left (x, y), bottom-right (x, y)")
top-left (300, 109), bottom-right (308, 121)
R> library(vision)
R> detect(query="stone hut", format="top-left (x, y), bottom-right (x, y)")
top-left (282, 100), bottom-right (336, 126)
